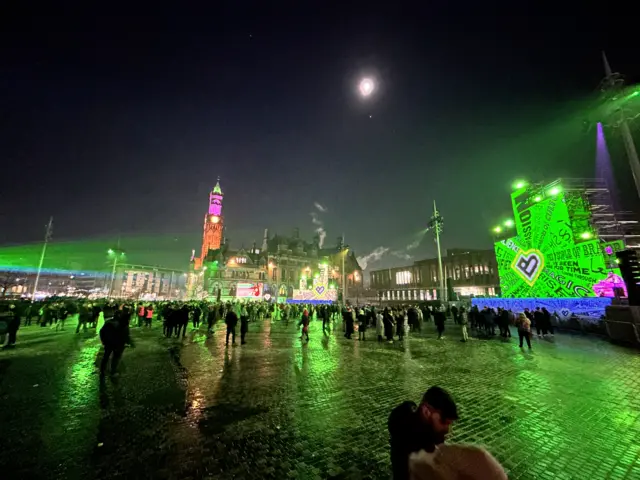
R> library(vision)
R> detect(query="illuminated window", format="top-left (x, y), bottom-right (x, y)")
top-left (236, 257), bottom-right (247, 264)
top-left (396, 271), bottom-right (412, 285)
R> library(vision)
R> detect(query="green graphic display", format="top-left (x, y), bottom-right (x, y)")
top-left (494, 183), bottom-right (621, 298)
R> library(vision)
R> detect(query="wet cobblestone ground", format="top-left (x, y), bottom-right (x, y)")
top-left (1, 318), bottom-right (639, 480)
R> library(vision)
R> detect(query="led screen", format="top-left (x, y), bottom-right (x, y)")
top-left (494, 183), bottom-right (622, 298)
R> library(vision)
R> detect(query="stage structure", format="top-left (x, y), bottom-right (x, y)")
top-left (493, 178), bottom-right (628, 299)
top-left (291, 262), bottom-right (338, 303)
top-left (475, 178), bottom-right (640, 317)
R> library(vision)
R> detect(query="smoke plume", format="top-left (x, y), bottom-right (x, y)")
top-left (315, 227), bottom-right (326, 248)
top-left (310, 210), bottom-right (326, 248)
top-left (391, 251), bottom-right (413, 261)
top-left (314, 202), bottom-right (327, 212)
top-left (357, 246), bottom-right (390, 270)
top-left (406, 238), bottom-right (421, 250)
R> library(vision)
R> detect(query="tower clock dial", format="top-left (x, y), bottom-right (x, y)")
top-left (210, 215), bottom-right (220, 224)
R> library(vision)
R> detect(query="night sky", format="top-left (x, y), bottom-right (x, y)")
top-left (1, 5), bottom-right (639, 272)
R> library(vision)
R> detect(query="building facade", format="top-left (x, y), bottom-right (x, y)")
top-left (187, 179), bottom-right (362, 301)
top-left (0, 269), bottom-right (111, 298)
top-left (194, 178), bottom-right (224, 270)
top-left (194, 231), bottom-right (362, 302)
top-left (369, 248), bottom-right (499, 302)
top-left (112, 264), bottom-right (188, 300)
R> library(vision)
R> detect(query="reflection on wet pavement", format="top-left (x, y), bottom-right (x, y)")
top-left (1, 320), bottom-right (639, 479)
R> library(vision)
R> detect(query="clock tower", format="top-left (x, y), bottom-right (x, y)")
top-left (195, 178), bottom-right (224, 269)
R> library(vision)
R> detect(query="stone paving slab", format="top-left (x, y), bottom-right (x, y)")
top-left (1, 318), bottom-right (639, 479)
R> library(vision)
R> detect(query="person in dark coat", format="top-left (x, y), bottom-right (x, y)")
top-left (357, 309), bottom-right (367, 340)
top-left (321, 305), bottom-right (331, 334)
top-left (90, 303), bottom-right (101, 328)
top-left (162, 304), bottom-right (173, 336)
top-left (407, 307), bottom-right (419, 333)
top-left (240, 305), bottom-right (249, 345)
top-left (99, 304), bottom-right (132, 378)
top-left (177, 304), bottom-right (189, 338)
top-left (388, 386), bottom-right (458, 480)
top-left (383, 308), bottom-right (395, 343)
top-left (225, 308), bottom-right (238, 346)
top-left (192, 304), bottom-right (202, 329)
top-left (541, 307), bottom-right (554, 336)
top-left (3, 304), bottom-right (20, 348)
top-left (533, 307), bottom-right (545, 337)
top-left (299, 308), bottom-right (310, 343)
top-left (434, 307), bottom-right (446, 339)
top-left (343, 307), bottom-right (354, 339)
top-left (207, 304), bottom-right (217, 334)
top-left (76, 304), bottom-right (91, 333)
top-left (450, 304), bottom-right (459, 325)
top-left (396, 309), bottom-right (405, 342)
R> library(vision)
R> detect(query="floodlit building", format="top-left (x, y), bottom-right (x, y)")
top-left (188, 178), bottom-right (362, 301)
top-left (112, 264), bottom-right (187, 300)
top-left (194, 231), bottom-right (362, 302)
top-left (369, 249), bottom-right (499, 302)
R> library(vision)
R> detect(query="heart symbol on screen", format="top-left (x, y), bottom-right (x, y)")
top-left (512, 249), bottom-right (544, 286)
top-left (315, 286), bottom-right (325, 295)
top-left (560, 308), bottom-right (570, 317)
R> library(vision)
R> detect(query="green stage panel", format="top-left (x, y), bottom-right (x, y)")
top-left (495, 184), bottom-right (622, 298)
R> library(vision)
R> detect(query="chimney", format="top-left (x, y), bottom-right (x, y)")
top-left (293, 227), bottom-right (300, 239)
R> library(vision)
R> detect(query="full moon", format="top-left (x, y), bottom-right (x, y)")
top-left (359, 78), bottom-right (375, 97)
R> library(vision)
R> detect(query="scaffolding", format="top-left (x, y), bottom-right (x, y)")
top-left (535, 178), bottom-right (640, 248)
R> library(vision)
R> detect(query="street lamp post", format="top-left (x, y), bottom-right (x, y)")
top-left (32, 217), bottom-right (53, 300)
top-left (341, 241), bottom-right (349, 304)
top-left (429, 201), bottom-right (445, 302)
top-left (107, 248), bottom-right (125, 298)
top-left (354, 271), bottom-right (360, 305)
top-left (342, 247), bottom-right (346, 303)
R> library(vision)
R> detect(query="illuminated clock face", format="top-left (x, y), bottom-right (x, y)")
top-left (210, 216), bottom-right (220, 224)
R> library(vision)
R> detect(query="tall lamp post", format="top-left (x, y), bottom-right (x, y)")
top-left (107, 248), bottom-right (125, 298)
top-left (341, 242), bottom-right (349, 304)
top-left (429, 201), bottom-right (445, 302)
top-left (31, 217), bottom-right (53, 300)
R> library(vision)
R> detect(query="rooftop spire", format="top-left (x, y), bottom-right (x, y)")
top-left (213, 176), bottom-right (223, 195)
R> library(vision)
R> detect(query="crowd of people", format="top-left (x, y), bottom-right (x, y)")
top-left (0, 297), bottom-right (566, 478)
top-left (0, 296), bottom-right (563, 363)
